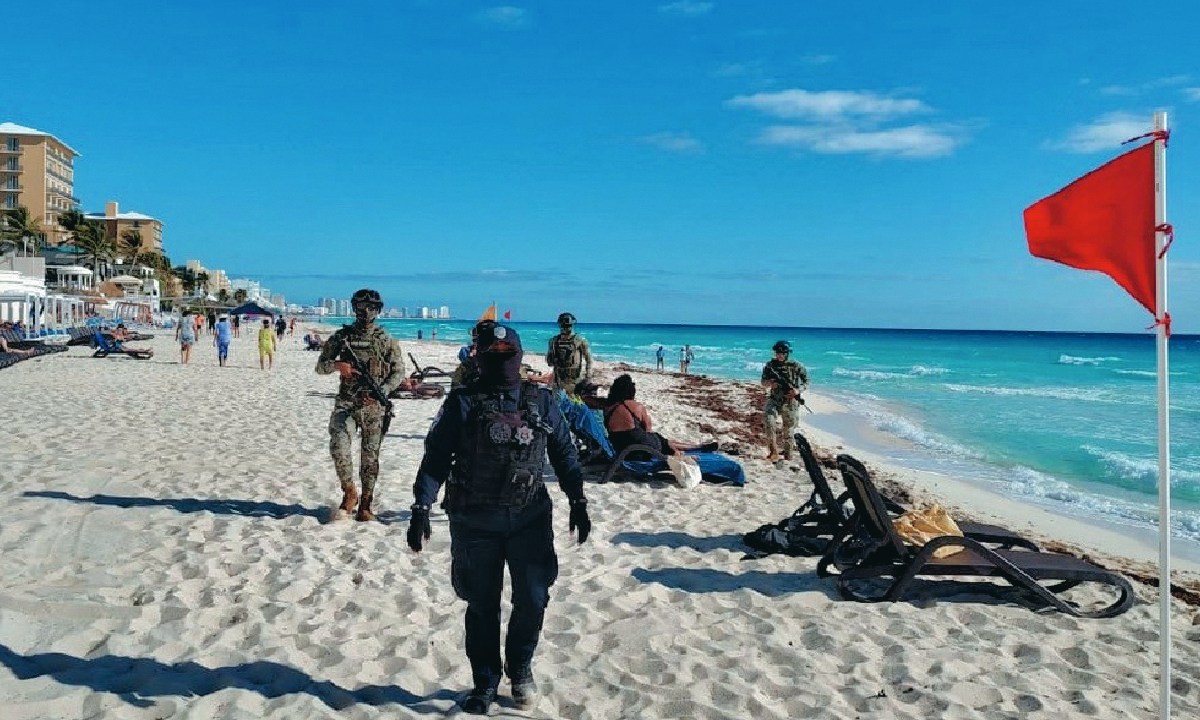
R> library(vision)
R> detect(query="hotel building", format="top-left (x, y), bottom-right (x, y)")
top-left (86, 201), bottom-right (164, 257)
top-left (0, 122), bottom-right (80, 246)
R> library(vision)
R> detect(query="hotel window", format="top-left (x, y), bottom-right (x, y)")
top-left (4, 138), bottom-right (17, 151)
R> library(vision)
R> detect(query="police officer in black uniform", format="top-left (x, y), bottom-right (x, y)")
top-left (408, 320), bottom-right (592, 715)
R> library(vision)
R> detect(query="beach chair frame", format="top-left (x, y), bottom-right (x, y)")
top-left (828, 455), bottom-right (1134, 618)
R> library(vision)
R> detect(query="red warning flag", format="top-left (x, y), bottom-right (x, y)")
top-left (1024, 142), bottom-right (1157, 315)
top-left (503, 310), bottom-right (512, 320)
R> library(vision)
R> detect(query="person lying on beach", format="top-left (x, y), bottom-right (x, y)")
top-left (110, 324), bottom-right (131, 342)
top-left (0, 338), bottom-right (34, 356)
top-left (603, 373), bottom-right (716, 456)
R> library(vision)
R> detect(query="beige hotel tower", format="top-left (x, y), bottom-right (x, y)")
top-left (0, 122), bottom-right (80, 246)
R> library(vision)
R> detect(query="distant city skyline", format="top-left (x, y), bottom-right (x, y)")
top-left (5, 2), bottom-right (1197, 332)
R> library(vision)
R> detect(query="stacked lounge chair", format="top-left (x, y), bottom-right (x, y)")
top-left (0, 329), bottom-right (69, 370)
top-left (820, 453), bottom-right (1134, 618)
top-left (742, 432), bottom-right (1039, 560)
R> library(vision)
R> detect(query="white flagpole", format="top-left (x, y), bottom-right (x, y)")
top-left (1152, 110), bottom-right (1171, 720)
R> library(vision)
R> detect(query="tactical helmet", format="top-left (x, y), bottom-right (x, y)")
top-left (350, 288), bottom-right (383, 309)
top-left (772, 340), bottom-right (791, 354)
top-left (557, 312), bottom-right (576, 328)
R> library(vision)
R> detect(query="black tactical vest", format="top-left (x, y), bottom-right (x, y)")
top-left (445, 382), bottom-right (552, 511)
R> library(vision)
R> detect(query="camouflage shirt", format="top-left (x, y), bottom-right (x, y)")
top-left (761, 359), bottom-right (808, 402)
top-left (316, 322), bottom-right (407, 406)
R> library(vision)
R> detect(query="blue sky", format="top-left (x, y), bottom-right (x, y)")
top-left (5, 1), bottom-right (1198, 331)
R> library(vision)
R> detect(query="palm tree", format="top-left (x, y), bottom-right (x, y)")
top-left (172, 265), bottom-right (197, 296)
top-left (57, 208), bottom-right (86, 245)
top-left (217, 288), bottom-right (230, 304)
top-left (233, 288), bottom-right (248, 305)
top-left (1, 206), bottom-right (45, 256)
top-left (119, 227), bottom-right (144, 265)
top-left (197, 271), bottom-right (210, 296)
top-left (70, 219), bottom-right (116, 280)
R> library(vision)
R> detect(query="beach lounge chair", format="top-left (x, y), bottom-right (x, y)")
top-left (91, 331), bottom-right (153, 360)
top-left (744, 435), bottom-right (1038, 558)
top-left (407, 352), bottom-right (452, 383)
top-left (601, 443), bottom-right (746, 486)
top-left (823, 454), bottom-right (1134, 618)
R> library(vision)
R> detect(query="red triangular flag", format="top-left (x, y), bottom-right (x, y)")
top-left (1024, 142), bottom-right (1156, 315)
top-left (503, 310), bottom-right (511, 320)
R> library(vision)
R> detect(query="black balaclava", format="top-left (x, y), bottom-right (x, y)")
top-left (353, 302), bottom-right (380, 328)
top-left (475, 323), bottom-right (523, 389)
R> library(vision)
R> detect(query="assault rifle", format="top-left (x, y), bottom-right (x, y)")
top-left (338, 341), bottom-right (395, 435)
top-left (766, 364), bottom-right (813, 414)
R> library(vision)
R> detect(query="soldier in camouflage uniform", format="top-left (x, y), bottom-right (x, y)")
top-left (316, 288), bottom-right (411, 521)
top-left (760, 340), bottom-right (808, 464)
top-left (545, 312), bottom-right (592, 394)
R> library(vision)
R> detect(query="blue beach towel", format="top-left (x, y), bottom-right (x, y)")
top-left (622, 450), bottom-right (746, 487)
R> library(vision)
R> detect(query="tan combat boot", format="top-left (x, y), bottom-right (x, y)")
top-left (329, 482), bottom-right (358, 522)
top-left (355, 490), bottom-right (377, 522)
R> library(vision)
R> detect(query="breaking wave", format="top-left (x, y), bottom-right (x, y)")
top-left (1058, 354), bottom-right (1121, 365)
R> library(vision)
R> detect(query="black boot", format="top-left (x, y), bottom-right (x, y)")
top-left (461, 686), bottom-right (496, 715)
top-left (508, 664), bottom-right (538, 710)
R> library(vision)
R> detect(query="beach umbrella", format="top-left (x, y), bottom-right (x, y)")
top-left (228, 301), bottom-right (276, 317)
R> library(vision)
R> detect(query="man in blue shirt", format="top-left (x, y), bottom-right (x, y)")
top-left (214, 315), bottom-right (232, 367)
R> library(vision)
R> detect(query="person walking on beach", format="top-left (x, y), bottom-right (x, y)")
top-left (760, 340), bottom-right (808, 464)
top-left (176, 311), bottom-right (196, 364)
top-left (206, 311), bottom-right (217, 336)
top-left (546, 312), bottom-right (592, 394)
top-left (231, 314), bottom-right (241, 338)
top-left (214, 315), bottom-right (232, 367)
top-left (258, 319), bottom-right (277, 370)
top-left (275, 315), bottom-right (287, 341)
top-left (679, 345), bottom-right (694, 374)
top-left (289, 317), bottom-right (296, 336)
top-left (408, 320), bottom-right (591, 715)
top-left (316, 288), bottom-right (411, 521)
top-left (655, 345), bottom-right (665, 371)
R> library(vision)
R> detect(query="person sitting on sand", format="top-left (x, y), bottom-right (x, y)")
top-left (110, 324), bottom-right (132, 342)
top-left (603, 373), bottom-right (715, 456)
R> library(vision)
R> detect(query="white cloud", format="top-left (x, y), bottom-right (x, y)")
top-left (1047, 112), bottom-right (1151, 153)
top-left (476, 6), bottom-right (529, 28)
top-left (1185, 87), bottom-right (1200, 101)
top-left (1099, 75), bottom-right (1190, 96)
top-left (638, 132), bottom-right (705, 154)
top-left (658, 1), bottom-right (714, 16)
top-left (756, 124), bottom-right (961, 158)
top-left (727, 89), bottom-right (929, 121)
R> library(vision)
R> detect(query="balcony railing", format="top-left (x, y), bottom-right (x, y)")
top-left (45, 187), bottom-right (79, 203)
top-left (1, 164), bottom-right (21, 173)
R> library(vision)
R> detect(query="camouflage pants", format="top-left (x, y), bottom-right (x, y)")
top-left (554, 369), bottom-right (583, 394)
top-left (329, 402), bottom-right (385, 497)
top-left (764, 397), bottom-right (800, 458)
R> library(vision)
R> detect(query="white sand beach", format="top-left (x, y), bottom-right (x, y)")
top-left (1, 328), bottom-right (1198, 719)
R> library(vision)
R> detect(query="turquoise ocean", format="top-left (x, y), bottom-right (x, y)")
top-left (373, 319), bottom-right (1200, 546)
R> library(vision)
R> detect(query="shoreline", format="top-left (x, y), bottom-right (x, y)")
top-left (2, 331), bottom-right (1198, 717)
top-left (313, 321), bottom-right (1200, 578)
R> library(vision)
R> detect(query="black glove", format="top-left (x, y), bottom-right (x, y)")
top-left (568, 499), bottom-right (591, 543)
top-left (407, 505), bottom-right (432, 552)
